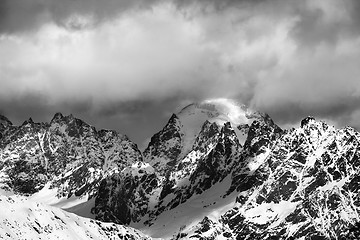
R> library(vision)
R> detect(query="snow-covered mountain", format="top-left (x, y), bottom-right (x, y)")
top-left (2, 98), bottom-right (360, 239)
top-left (0, 112), bottom-right (142, 207)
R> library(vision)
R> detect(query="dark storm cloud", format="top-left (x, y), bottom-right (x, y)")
top-left (93, 97), bottom-right (190, 148)
top-left (0, 94), bottom-right (53, 126)
top-left (0, 0), bottom-right (224, 33)
top-left (2, 0), bottom-right (360, 45)
top-left (259, 96), bottom-right (360, 128)
top-left (0, 0), bottom-right (160, 33)
top-left (0, 0), bottom-right (288, 33)
top-left (0, 93), bottom-right (93, 124)
top-left (251, 45), bottom-right (360, 130)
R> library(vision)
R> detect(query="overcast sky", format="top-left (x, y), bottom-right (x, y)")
top-left (1, 0), bottom-right (360, 148)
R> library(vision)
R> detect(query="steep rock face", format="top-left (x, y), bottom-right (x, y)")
top-left (0, 195), bottom-right (151, 240)
top-left (143, 114), bottom-right (182, 175)
top-left (1, 120), bottom-right (50, 194)
top-left (227, 113), bottom-right (284, 195)
top-left (0, 115), bottom-right (12, 139)
top-left (98, 129), bottom-right (142, 171)
top-left (92, 162), bottom-right (160, 225)
top-left (0, 113), bottom-right (142, 201)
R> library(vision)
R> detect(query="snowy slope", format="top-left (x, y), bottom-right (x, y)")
top-left (132, 175), bottom-right (237, 239)
top-left (0, 195), bottom-right (150, 240)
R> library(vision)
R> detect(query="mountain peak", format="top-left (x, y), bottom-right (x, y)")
top-left (65, 113), bottom-right (76, 122)
top-left (22, 117), bottom-right (34, 125)
top-left (169, 113), bottom-right (179, 122)
top-left (300, 116), bottom-right (316, 128)
top-left (50, 112), bottom-right (81, 124)
top-left (0, 114), bottom-right (12, 127)
top-left (51, 112), bottom-right (64, 122)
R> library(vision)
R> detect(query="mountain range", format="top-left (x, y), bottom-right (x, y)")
top-left (0, 98), bottom-right (360, 239)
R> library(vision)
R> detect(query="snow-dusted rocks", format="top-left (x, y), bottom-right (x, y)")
top-left (207, 118), bottom-right (360, 239)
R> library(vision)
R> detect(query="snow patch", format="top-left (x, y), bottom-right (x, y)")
top-left (247, 148), bottom-right (270, 172)
top-left (318, 177), bottom-right (349, 192)
top-left (243, 200), bottom-right (299, 226)
top-left (122, 162), bottom-right (155, 177)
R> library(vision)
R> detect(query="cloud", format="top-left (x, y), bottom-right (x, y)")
top-left (1, 0), bottom-right (360, 144)
top-left (290, 0), bottom-right (360, 47)
top-left (0, 2), bottom-right (263, 106)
